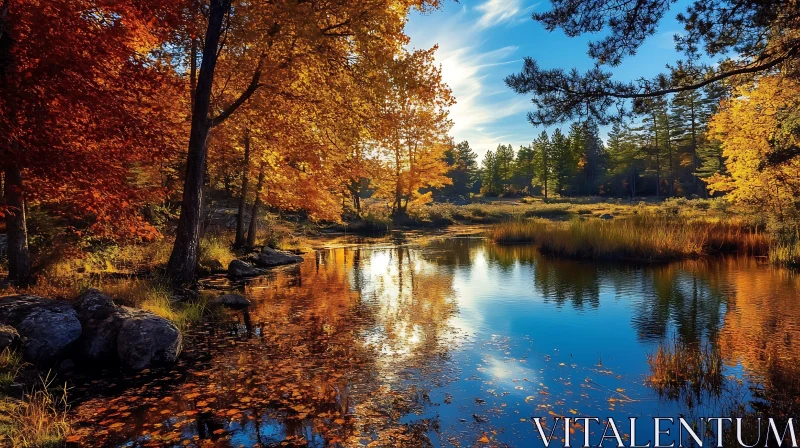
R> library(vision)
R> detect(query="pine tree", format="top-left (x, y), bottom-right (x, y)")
top-left (440, 140), bottom-right (479, 198)
top-left (513, 144), bottom-right (536, 194)
top-left (481, 150), bottom-right (501, 196)
top-left (495, 144), bottom-right (516, 193)
top-left (552, 127), bottom-right (575, 195)
top-left (532, 131), bottom-right (551, 198)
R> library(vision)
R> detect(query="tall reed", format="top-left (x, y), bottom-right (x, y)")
top-left (490, 214), bottom-right (769, 262)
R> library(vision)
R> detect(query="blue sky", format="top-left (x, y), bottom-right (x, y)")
top-left (405, 0), bottom-right (692, 160)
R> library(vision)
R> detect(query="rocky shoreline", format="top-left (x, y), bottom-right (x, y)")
top-left (0, 290), bottom-right (181, 371)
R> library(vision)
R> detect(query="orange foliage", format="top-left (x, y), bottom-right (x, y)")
top-left (0, 0), bottom-right (188, 240)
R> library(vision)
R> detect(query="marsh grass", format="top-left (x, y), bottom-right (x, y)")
top-left (770, 239), bottom-right (800, 267)
top-left (646, 339), bottom-right (724, 400)
top-left (0, 373), bottom-right (70, 448)
top-left (490, 214), bottom-right (769, 262)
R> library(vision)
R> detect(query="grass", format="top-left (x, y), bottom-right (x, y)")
top-left (490, 214), bottom-right (769, 262)
top-left (198, 234), bottom-right (237, 268)
top-left (135, 283), bottom-right (207, 332)
top-left (0, 349), bottom-right (22, 389)
top-left (770, 238), bottom-right (800, 267)
top-left (0, 364), bottom-right (71, 448)
top-left (646, 338), bottom-right (723, 400)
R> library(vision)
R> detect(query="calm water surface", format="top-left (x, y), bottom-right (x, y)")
top-left (70, 237), bottom-right (800, 447)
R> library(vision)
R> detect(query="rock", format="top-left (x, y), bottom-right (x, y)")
top-left (228, 259), bottom-right (261, 278)
top-left (253, 247), bottom-right (303, 268)
top-left (210, 294), bottom-right (251, 309)
top-left (117, 309), bottom-right (182, 371)
top-left (17, 304), bottom-right (82, 364)
top-left (73, 289), bottom-right (127, 362)
top-left (600, 213), bottom-right (614, 220)
top-left (206, 259), bottom-right (225, 272)
top-left (0, 324), bottom-right (19, 352)
top-left (0, 295), bottom-right (82, 363)
top-left (58, 359), bottom-right (76, 373)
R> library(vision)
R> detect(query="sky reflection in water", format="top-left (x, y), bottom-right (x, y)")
top-left (70, 238), bottom-right (800, 447)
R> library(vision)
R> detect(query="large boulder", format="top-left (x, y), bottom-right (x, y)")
top-left (16, 305), bottom-right (82, 364)
top-left (0, 324), bottom-right (19, 352)
top-left (0, 295), bottom-right (81, 364)
top-left (73, 289), bottom-right (128, 363)
top-left (117, 309), bottom-right (182, 371)
top-left (228, 259), bottom-right (261, 278)
top-left (210, 294), bottom-right (251, 309)
top-left (253, 247), bottom-right (303, 268)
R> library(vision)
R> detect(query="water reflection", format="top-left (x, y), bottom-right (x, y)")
top-left (68, 238), bottom-right (800, 447)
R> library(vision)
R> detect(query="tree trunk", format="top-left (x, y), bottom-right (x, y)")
top-left (665, 114), bottom-right (674, 197)
top-left (167, 0), bottom-right (229, 286)
top-left (1, 2), bottom-right (29, 285)
top-left (652, 111), bottom-right (660, 198)
top-left (235, 127), bottom-right (251, 247)
top-left (246, 163), bottom-right (265, 249)
top-left (190, 38), bottom-right (198, 111)
top-left (4, 166), bottom-right (30, 285)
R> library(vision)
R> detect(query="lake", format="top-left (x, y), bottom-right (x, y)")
top-left (69, 236), bottom-right (800, 447)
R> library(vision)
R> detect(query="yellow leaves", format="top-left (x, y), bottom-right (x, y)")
top-left (708, 74), bottom-right (800, 214)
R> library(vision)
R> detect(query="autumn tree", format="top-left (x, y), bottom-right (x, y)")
top-left (368, 49), bottom-right (453, 221)
top-left (0, 0), bottom-right (186, 285)
top-left (708, 75), bottom-right (800, 237)
top-left (167, 0), bottom-right (444, 284)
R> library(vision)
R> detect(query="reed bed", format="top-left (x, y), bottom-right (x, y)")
top-left (646, 339), bottom-right (724, 399)
top-left (490, 214), bottom-right (769, 262)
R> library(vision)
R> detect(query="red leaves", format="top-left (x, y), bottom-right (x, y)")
top-left (1, 0), bottom-right (187, 240)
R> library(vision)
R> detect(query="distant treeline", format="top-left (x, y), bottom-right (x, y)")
top-left (430, 84), bottom-right (725, 200)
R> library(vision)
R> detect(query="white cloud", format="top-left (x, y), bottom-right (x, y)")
top-left (476, 0), bottom-right (527, 29)
top-left (406, 7), bottom-right (535, 160)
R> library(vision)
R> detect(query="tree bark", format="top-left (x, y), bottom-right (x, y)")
top-left (235, 126), bottom-right (251, 247)
top-left (652, 111), bottom-right (660, 198)
top-left (246, 163), bottom-right (265, 249)
top-left (4, 165), bottom-right (30, 285)
top-left (167, 0), bottom-right (230, 286)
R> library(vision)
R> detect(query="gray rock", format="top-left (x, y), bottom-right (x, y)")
top-left (0, 324), bottom-right (19, 352)
top-left (0, 295), bottom-right (65, 327)
top-left (73, 289), bottom-right (127, 362)
top-left (210, 294), bottom-right (251, 309)
top-left (228, 259), bottom-right (261, 278)
top-left (600, 214), bottom-right (614, 220)
top-left (253, 247), bottom-right (303, 268)
top-left (117, 309), bottom-right (182, 371)
top-left (17, 305), bottom-right (82, 364)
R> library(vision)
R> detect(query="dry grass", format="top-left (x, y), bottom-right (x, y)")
top-left (646, 339), bottom-right (723, 399)
top-left (133, 284), bottom-right (207, 332)
top-left (490, 214), bottom-right (769, 262)
top-left (770, 239), bottom-right (800, 267)
top-left (198, 234), bottom-right (236, 268)
top-left (0, 373), bottom-right (71, 448)
top-left (0, 348), bottom-right (22, 389)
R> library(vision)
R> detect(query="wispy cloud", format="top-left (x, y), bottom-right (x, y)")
top-left (475, 0), bottom-right (533, 29)
top-left (406, 6), bottom-right (534, 159)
